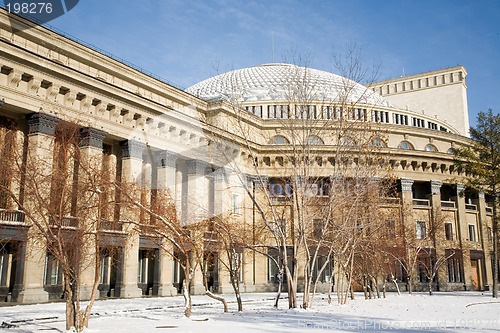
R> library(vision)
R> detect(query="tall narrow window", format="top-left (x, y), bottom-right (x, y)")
top-left (416, 220), bottom-right (426, 240)
top-left (468, 225), bottom-right (476, 242)
top-left (447, 250), bottom-right (463, 283)
top-left (232, 193), bottom-right (241, 214)
top-left (445, 222), bottom-right (454, 241)
top-left (44, 253), bottom-right (61, 286)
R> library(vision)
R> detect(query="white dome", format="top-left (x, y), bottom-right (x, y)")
top-left (187, 63), bottom-right (390, 107)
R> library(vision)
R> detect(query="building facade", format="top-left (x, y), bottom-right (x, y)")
top-left (0, 9), bottom-right (497, 304)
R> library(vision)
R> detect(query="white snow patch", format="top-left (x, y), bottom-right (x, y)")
top-left (0, 292), bottom-right (499, 332)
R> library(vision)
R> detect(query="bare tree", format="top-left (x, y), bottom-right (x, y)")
top-left (453, 109), bottom-right (500, 298)
top-left (197, 45), bottom-right (397, 310)
top-left (1, 121), bottom-right (106, 331)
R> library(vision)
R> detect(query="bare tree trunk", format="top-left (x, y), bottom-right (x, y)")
top-left (368, 276), bottom-right (374, 299)
top-left (327, 276), bottom-right (334, 305)
top-left (182, 262), bottom-right (193, 318)
top-left (362, 275), bottom-right (368, 300)
top-left (274, 269), bottom-right (283, 308)
top-left (205, 290), bottom-right (228, 312)
top-left (182, 278), bottom-right (192, 318)
top-left (64, 279), bottom-right (75, 331)
top-left (372, 276), bottom-right (380, 298)
top-left (201, 259), bottom-right (228, 312)
top-left (229, 273), bottom-right (243, 311)
top-left (302, 273), bottom-right (311, 309)
top-left (287, 273), bottom-right (297, 309)
top-left (392, 275), bottom-right (401, 295)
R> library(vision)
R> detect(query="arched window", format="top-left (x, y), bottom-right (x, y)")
top-left (447, 148), bottom-right (455, 154)
top-left (339, 136), bottom-right (356, 146)
top-left (425, 144), bottom-right (438, 152)
top-left (398, 141), bottom-right (414, 150)
top-left (269, 135), bottom-right (290, 145)
top-left (307, 135), bottom-right (324, 145)
top-left (369, 136), bottom-right (387, 148)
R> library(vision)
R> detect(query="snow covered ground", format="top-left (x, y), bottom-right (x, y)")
top-left (0, 291), bottom-right (499, 332)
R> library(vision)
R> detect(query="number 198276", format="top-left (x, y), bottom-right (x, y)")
top-left (6, 2), bottom-right (53, 14)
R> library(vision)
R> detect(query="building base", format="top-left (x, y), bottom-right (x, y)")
top-left (16, 288), bottom-right (49, 304)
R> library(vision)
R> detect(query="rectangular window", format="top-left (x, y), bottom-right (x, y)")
top-left (267, 105), bottom-right (276, 119)
top-left (312, 255), bottom-right (334, 283)
top-left (255, 106), bottom-right (262, 117)
top-left (322, 106), bottom-right (334, 119)
top-left (267, 247), bottom-right (293, 283)
top-left (278, 105), bottom-right (289, 119)
top-left (44, 253), bottom-right (61, 286)
top-left (447, 251), bottom-right (463, 283)
top-left (268, 247), bottom-right (280, 283)
top-left (295, 105), bottom-right (303, 119)
top-left (393, 113), bottom-right (408, 125)
top-left (232, 193), bottom-right (241, 214)
top-left (416, 220), bottom-right (426, 239)
top-left (310, 105), bottom-right (317, 119)
top-left (468, 225), bottom-right (476, 242)
top-left (445, 222), bottom-right (454, 241)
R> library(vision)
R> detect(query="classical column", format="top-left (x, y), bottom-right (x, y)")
top-left (476, 192), bottom-right (492, 290)
top-left (185, 159), bottom-right (209, 223)
top-left (213, 167), bottom-right (229, 216)
top-left (399, 178), bottom-right (415, 290)
top-left (212, 167), bottom-right (230, 293)
top-left (454, 184), bottom-right (472, 290)
top-left (400, 178), bottom-right (415, 220)
top-left (155, 151), bottom-right (178, 296)
top-left (429, 180), bottom-right (447, 290)
top-left (185, 159), bottom-right (210, 294)
top-left (16, 113), bottom-right (60, 303)
top-left (118, 140), bottom-right (146, 298)
top-left (156, 151), bottom-right (178, 201)
top-left (246, 174), bottom-right (269, 290)
top-left (77, 127), bottom-right (107, 299)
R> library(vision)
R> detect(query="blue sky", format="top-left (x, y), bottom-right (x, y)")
top-left (2, 0), bottom-right (499, 126)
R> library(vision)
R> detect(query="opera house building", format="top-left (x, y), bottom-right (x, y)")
top-left (0, 8), bottom-right (497, 303)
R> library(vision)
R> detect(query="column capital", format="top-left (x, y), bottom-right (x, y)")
top-left (456, 183), bottom-right (466, 194)
top-left (248, 174), bottom-right (268, 189)
top-left (478, 192), bottom-right (485, 199)
top-left (120, 140), bottom-right (146, 159)
top-left (156, 151), bottom-right (178, 168)
top-left (400, 178), bottom-right (414, 192)
top-left (79, 127), bottom-right (107, 148)
top-left (430, 180), bottom-right (442, 195)
top-left (26, 113), bottom-right (60, 136)
top-left (213, 167), bottom-right (228, 182)
top-left (186, 159), bottom-right (207, 174)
